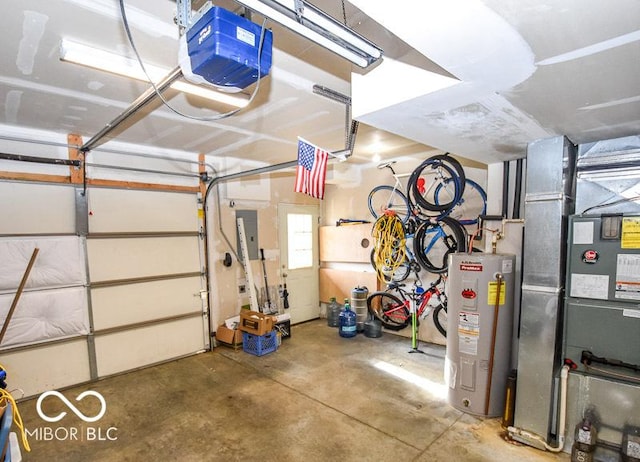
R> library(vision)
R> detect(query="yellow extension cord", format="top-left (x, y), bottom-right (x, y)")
top-left (0, 364), bottom-right (30, 453)
top-left (372, 212), bottom-right (406, 282)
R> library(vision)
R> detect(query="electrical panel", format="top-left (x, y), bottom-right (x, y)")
top-left (564, 214), bottom-right (640, 379)
top-left (236, 209), bottom-right (258, 261)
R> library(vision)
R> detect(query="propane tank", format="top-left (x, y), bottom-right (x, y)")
top-left (445, 253), bottom-right (516, 417)
top-left (339, 299), bottom-right (357, 338)
top-left (351, 286), bottom-right (369, 332)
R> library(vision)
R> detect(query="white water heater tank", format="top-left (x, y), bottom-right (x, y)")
top-left (445, 253), bottom-right (516, 417)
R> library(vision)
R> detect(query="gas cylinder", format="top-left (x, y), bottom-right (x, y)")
top-left (339, 299), bottom-right (357, 338)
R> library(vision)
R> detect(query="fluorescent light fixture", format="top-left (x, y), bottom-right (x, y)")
top-left (234, 0), bottom-right (382, 68)
top-left (59, 39), bottom-right (249, 108)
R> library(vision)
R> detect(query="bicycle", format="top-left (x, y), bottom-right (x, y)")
top-left (407, 154), bottom-right (466, 217)
top-left (367, 161), bottom-right (413, 224)
top-left (367, 277), bottom-right (447, 336)
top-left (434, 178), bottom-right (487, 226)
top-left (413, 216), bottom-right (468, 273)
top-left (370, 230), bottom-right (421, 283)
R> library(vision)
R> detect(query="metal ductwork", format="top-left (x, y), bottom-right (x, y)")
top-left (513, 136), bottom-right (576, 444)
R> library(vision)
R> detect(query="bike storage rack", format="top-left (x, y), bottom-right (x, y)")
top-left (367, 153), bottom-right (487, 352)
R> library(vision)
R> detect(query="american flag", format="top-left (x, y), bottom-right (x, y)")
top-left (294, 138), bottom-right (329, 199)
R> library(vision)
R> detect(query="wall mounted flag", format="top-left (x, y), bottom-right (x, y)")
top-left (294, 137), bottom-right (329, 199)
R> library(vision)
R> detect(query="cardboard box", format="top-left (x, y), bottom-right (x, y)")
top-left (216, 324), bottom-right (242, 347)
top-left (239, 310), bottom-right (275, 336)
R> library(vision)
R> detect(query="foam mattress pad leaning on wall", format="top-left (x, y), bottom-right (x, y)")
top-left (0, 237), bottom-right (89, 347)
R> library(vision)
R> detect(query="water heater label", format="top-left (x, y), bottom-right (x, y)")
top-left (458, 312), bottom-right (479, 356)
top-left (487, 281), bottom-right (506, 305)
top-left (459, 263), bottom-right (482, 272)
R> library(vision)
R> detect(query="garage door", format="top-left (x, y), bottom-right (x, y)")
top-left (0, 181), bottom-right (209, 397)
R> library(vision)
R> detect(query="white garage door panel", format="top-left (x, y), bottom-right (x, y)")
top-left (0, 236), bottom-right (86, 291)
top-left (0, 182), bottom-right (75, 234)
top-left (91, 277), bottom-right (202, 330)
top-left (88, 189), bottom-right (198, 233)
top-left (87, 237), bottom-right (200, 282)
top-left (95, 317), bottom-right (204, 376)
top-left (2, 339), bottom-right (90, 398)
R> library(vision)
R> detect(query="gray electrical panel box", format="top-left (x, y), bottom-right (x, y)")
top-left (564, 214), bottom-right (640, 376)
top-left (236, 209), bottom-right (258, 261)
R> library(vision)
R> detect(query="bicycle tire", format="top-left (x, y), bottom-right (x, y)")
top-left (435, 178), bottom-right (487, 225)
top-left (413, 216), bottom-right (468, 273)
top-left (409, 154), bottom-right (466, 213)
top-left (367, 292), bottom-right (410, 331)
top-left (370, 249), bottom-right (411, 283)
top-left (432, 303), bottom-right (447, 337)
top-left (368, 185), bottom-right (411, 224)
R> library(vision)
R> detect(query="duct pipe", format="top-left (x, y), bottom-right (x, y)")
top-left (508, 364), bottom-right (570, 452)
top-left (81, 67), bottom-right (183, 153)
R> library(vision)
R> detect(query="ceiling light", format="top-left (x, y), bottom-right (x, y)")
top-left (59, 39), bottom-right (249, 108)
top-left (234, 0), bottom-right (382, 68)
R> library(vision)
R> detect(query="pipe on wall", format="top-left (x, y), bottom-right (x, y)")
top-left (502, 160), bottom-right (510, 218)
top-left (513, 158), bottom-right (523, 219)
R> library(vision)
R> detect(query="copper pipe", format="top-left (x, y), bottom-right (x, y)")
top-left (485, 273), bottom-right (503, 415)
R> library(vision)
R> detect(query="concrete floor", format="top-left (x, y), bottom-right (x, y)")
top-left (16, 320), bottom-right (570, 461)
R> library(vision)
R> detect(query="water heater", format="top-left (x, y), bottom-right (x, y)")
top-left (445, 253), bottom-right (516, 417)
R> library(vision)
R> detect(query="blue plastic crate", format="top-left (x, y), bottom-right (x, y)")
top-left (242, 330), bottom-right (278, 356)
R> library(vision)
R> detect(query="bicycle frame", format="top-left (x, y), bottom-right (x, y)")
top-left (390, 284), bottom-right (441, 322)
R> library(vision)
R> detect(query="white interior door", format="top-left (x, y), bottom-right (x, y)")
top-left (278, 204), bottom-right (319, 324)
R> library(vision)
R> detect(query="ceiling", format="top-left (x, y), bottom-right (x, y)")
top-left (1, 0), bottom-right (639, 169)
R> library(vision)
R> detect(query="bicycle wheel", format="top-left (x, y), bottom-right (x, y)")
top-left (435, 178), bottom-right (487, 226)
top-left (409, 154), bottom-right (466, 213)
top-left (367, 292), bottom-right (410, 330)
top-left (432, 303), bottom-right (447, 337)
top-left (413, 216), bottom-right (468, 273)
top-left (370, 249), bottom-right (411, 283)
top-left (368, 185), bottom-right (411, 224)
